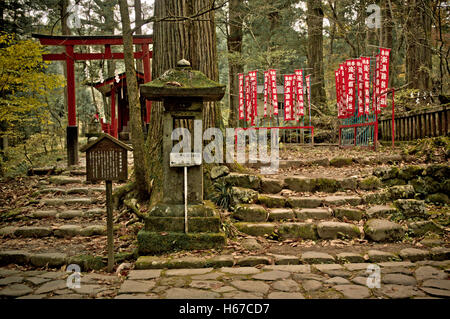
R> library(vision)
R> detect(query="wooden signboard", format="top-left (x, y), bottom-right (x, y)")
top-left (80, 134), bottom-right (132, 272)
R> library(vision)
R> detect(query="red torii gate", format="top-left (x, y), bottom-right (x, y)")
top-left (33, 34), bottom-right (153, 166)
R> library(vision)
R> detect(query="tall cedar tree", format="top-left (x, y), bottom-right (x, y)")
top-left (227, 0), bottom-right (244, 128)
top-left (147, 0), bottom-right (221, 204)
top-left (307, 0), bottom-right (327, 108)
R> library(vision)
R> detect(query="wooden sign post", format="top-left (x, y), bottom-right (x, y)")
top-left (105, 180), bottom-right (114, 272)
top-left (80, 134), bottom-right (132, 272)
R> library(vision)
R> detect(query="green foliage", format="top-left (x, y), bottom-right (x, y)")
top-left (210, 179), bottom-right (234, 209)
top-left (402, 136), bottom-right (450, 162)
top-left (1, 132), bottom-right (65, 179)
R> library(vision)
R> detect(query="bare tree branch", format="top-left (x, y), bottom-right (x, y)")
top-left (129, 0), bottom-right (229, 35)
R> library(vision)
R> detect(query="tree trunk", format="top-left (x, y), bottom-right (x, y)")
top-left (405, 0), bottom-right (432, 90)
top-left (227, 0), bottom-right (244, 128)
top-left (61, 0), bottom-right (71, 36)
top-left (382, 0), bottom-right (394, 87)
top-left (147, 0), bottom-right (222, 204)
top-left (306, 0), bottom-right (326, 109)
top-left (135, 0), bottom-right (144, 73)
top-left (118, 0), bottom-right (150, 199)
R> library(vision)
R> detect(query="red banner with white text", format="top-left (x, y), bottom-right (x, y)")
top-left (238, 73), bottom-right (244, 120)
top-left (295, 69), bottom-right (304, 118)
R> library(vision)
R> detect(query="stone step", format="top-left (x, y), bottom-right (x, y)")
top-left (233, 202), bottom-right (424, 227)
top-left (40, 197), bottom-right (97, 206)
top-left (27, 166), bottom-right (62, 176)
top-left (67, 169), bottom-right (86, 176)
top-left (39, 187), bottom-right (107, 196)
top-left (133, 247), bottom-right (449, 269)
top-left (30, 209), bottom-right (105, 220)
top-left (48, 176), bottom-right (84, 185)
top-left (137, 231), bottom-right (226, 255)
top-left (220, 173), bottom-right (384, 194)
top-left (234, 186), bottom-right (420, 208)
top-left (233, 218), bottom-right (415, 242)
top-left (268, 208), bottom-right (295, 221)
top-left (259, 194), bottom-right (364, 208)
top-left (232, 204), bottom-right (268, 222)
top-left (144, 216), bottom-right (221, 233)
top-left (0, 250), bottom-right (134, 271)
top-left (1, 247), bottom-right (448, 273)
top-left (295, 208), bottom-right (333, 220)
top-left (222, 163), bottom-right (448, 205)
top-left (0, 224), bottom-right (107, 238)
top-left (244, 154), bottom-right (408, 170)
top-left (284, 176), bottom-right (359, 193)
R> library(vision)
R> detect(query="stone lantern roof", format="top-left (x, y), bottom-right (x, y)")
top-left (140, 59), bottom-right (225, 101)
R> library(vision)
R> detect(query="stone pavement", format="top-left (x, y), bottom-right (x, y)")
top-left (1, 259), bottom-right (449, 299)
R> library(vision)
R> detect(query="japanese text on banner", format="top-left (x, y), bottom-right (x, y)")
top-left (238, 73), bottom-right (244, 120)
top-left (295, 69), bottom-right (304, 118)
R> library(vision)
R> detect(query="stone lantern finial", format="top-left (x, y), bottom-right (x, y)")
top-left (176, 59), bottom-right (191, 67)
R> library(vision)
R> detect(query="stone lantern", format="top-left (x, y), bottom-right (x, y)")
top-left (137, 59), bottom-right (226, 254)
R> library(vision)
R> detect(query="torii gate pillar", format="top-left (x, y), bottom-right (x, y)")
top-left (66, 45), bottom-right (78, 166)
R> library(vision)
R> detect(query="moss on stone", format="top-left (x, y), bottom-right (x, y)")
top-left (68, 255), bottom-right (106, 271)
top-left (398, 165), bottom-right (424, 181)
top-left (144, 216), bottom-right (221, 232)
top-left (234, 222), bottom-right (275, 237)
top-left (313, 178), bottom-right (341, 193)
top-left (142, 68), bottom-right (224, 89)
top-left (408, 220), bottom-right (444, 236)
top-left (426, 193), bottom-right (449, 205)
top-left (374, 166), bottom-right (400, 180)
top-left (135, 256), bottom-right (168, 269)
top-left (410, 176), bottom-right (441, 195)
top-left (148, 202), bottom-right (216, 217)
top-left (441, 179), bottom-right (450, 194)
top-left (278, 223), bottom-right (318, 240)
top-left (330, 157), bottom-right (353, 167)
top-left (284, 177), bottom-right (315, 192)
top-left (257, 194), bottom-right (286, 208)
top-left (359, 176), bottom-right (382, 190)
top-left (232, 204), bottom-right (267, 222)
top-left (362, 191), bottom-right (390, 205)
top-left (205, 255), bottom-right (234, 268)
top-left (115, 250), bottom-right (138, 264)
top-left (333, 208), bottom-right (363, 221)
top-left (388, 184), bottom-right (415, 200)
top-left (224, 173), bottom-right (261, 190)
top-left (231, 187), bottom-right (258, 204)
top-left (364, 219), bottom-right (405, 242)
top-left (164, 257), bottom-right (207, 269)
top-left (383, 178), bottom-right (407, 187)
top-left (137, 230), bottom-right (226, 254)
top-left (425, 164), bottom-right (450, 179)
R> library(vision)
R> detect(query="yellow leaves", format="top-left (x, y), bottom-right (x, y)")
top-left (0, 33), bottom-right (65, 130)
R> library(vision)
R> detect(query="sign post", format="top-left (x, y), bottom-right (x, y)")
top-left (169, 152), bottom-right (202, 233)
top-left (105, 180), bottom-right (114, 272)
top-left (80, 134), bottom-right (132, 272)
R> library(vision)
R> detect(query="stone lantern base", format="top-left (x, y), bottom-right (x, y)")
top-left (137, 201), bottom-right (226, 254)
